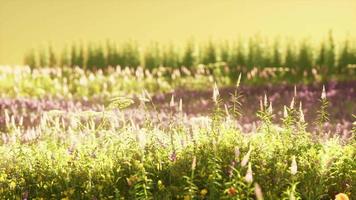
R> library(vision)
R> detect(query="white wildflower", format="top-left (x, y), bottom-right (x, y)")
top-left (254, 183), bottom-right (264, 200)
top-left (283, 106), bottom-right (288, 118)
top-left (299, 102), bottom-right (305, 123)
top-left (264, 93), bottom-right (268, 107)
top-left (192, 156), bottom-right (197, 170)
top-left (290, 97), bottom-right (295, 109)
top-left (291, 155), bottom-right (298, 175)
top-left (245, 162), bottom-right (253, 183)
top-left (179, 98), bottom-right (183, 112)
top-left (212, 82), bottom-right (220, 103)
top-left (321, 85), bottom-right (326, 99)
top-left (241, 147), bottom-right (252, 167)
top-left (170, 94), bottom-right (175, 108)
top-left (268, 102), bottom-right (273, 114)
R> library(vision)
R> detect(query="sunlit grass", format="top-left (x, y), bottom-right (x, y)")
top-left (0, 83), bottom-right (354, 199)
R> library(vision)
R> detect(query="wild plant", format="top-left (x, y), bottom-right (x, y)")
top-left (222, 150), bottom-right (255, 199)
top-left (315, 86), bottom-right (329, 135)
top-left (183, 156), bottom-right (198, 199)
top-left (282, 156), bottom-right (301, 200)
top-left (210, 82), bottom-right (225, 138)
top-left (0, 80), bottom-right (354, 199)
top-left (228, 73), bottom-right (243, 120)
top-left (256, 94), bottom-right (274, 133)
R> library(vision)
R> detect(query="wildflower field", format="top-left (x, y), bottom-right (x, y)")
top-left (0, 60), bottom-right (355, 200)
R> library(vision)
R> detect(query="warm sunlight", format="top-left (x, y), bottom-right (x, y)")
top-left (1, 0), bottom-right (356, 64)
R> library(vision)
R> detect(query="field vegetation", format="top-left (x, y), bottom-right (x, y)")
top-left (24, 33), bottom-right (356, 83)
top-left (0, 80), bottom-right (355, 199)
top-left (0, 33), bottom-right (355, 200)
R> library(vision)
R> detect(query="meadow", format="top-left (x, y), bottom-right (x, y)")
top-left (0, 64), bottom-right (355, 199)
top-left (0, 34), bottom-right (356, 200)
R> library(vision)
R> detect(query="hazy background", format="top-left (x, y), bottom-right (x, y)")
top-left (1, 0), bottom-right (356, 65)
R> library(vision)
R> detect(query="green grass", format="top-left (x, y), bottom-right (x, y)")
top-left (0, 86), bottom-right (354, 199)
top-left (0, 65), bottom-right (232, 100)
top-left (0, 63), bottom-right (355, 101)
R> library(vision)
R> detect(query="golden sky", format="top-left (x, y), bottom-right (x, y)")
top-left (1, 0), bottom-right (356, 64)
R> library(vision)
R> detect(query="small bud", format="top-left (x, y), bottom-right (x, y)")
top-left (264, 93), bottom-right (268, 107)
top-left (321, 85), bottom-right (326, 99)
top-left (236, 73), bottom-right (242, 88)
top-left (299, 102), bottom-right (305, 123)
top-left (4, 109), bottom-right (10, 127)
top-left (170, 94), bottom-right (175, 107)
top-left (268, 102), bottom-right (273, 114)
top-left (179, 98), bottom-right (183, 112)
top-left (290, 97), bottom-right (295, 109)
top-left (283, 106), bottom-right (288, 118)
top-left (200, 188), bottom-right (208, 196)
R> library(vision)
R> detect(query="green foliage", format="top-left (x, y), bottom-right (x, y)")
top-left (0, 83), bottom-right (354, 199)
top-left (86, 45), bottom-right (106, 70)
top-left (181, 41), bottom-right (196, 69)
top-left (23, 49), bottom-right (37, 69)
top-left (316, 87), bottom-right (330, 135)
top-left (23, 33), bottom-right (356, 84)
top-left (200, 41), bottom-right (217, 65)
top-left (297, 41), bottom-right (314, 77)
top-left (144, 42), bottom-right (161, 70)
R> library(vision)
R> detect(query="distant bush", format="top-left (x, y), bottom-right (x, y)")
top-left (23, 33), bottom-right (356, 82)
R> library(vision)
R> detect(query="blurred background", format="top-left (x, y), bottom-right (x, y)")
top-left (1, 0), bottom-right (356, 65)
